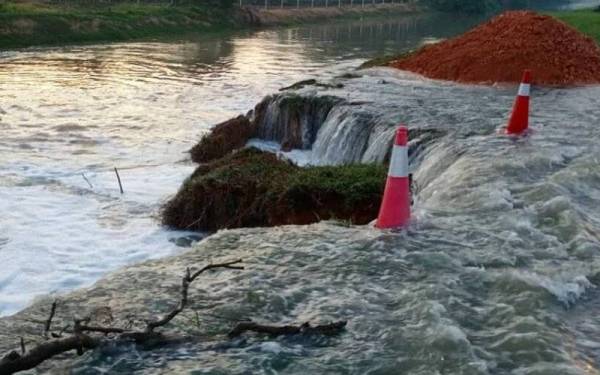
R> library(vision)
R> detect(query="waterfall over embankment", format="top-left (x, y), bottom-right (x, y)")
top-left (250, 86), bottom-right (447, 166)
top-left (253, 94), bottom-right (343, 151)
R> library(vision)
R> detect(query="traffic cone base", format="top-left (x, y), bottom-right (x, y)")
top-left (506, 70), bottom-right (532, 135)
top-left (376, 126), bottom-right (411, 229)
top-left (376, 177), bottom-right (410, 228)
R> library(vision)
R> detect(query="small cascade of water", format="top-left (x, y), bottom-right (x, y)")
top-left (252, 92), bottom-right (448, 166)
top-left (255, 94), bottom-right (342, 150)
top-left (311, 106), bottom-right (378, 165)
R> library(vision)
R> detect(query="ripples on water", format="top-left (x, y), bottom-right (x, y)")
top-left (6, 57), bottom-right (600, 375)
top-left (2, 5), bottom-right (600, 374)
top-left (51, 70), bottom-right (599, 372)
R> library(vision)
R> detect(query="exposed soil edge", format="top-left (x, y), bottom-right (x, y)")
top-left (163, 148), bottom-right (387, 232)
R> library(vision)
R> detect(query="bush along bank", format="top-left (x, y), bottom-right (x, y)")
top-left (162, 148), bottom-right (387, 231)
top-left (424, 0), bottom-right (499, 14)
top-left (190, 115), bottom-right (257, 164)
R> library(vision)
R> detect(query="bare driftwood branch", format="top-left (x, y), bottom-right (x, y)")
top-left (0, 335), bottom-right (98, 375)
top-left (145, 259), bottom-right (244, 332)
top-left (51, 324), bottom-right (71, 339)
top-left (228, 321), bottom-right (347, 338)
top-left (0, 259), bottom-right (347, 375)
top-left (0, 259), bottom-right (244, 375)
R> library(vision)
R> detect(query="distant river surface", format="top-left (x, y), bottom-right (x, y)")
top-left (0, 1), bottom-right (595, 315)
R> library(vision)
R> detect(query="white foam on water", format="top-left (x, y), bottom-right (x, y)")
top-left (0, 163), bottom-right (197, 316)
top-left (246, 139), bottom-right (314, 166)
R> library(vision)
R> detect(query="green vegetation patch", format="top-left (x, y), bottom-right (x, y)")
top-left (0, 2), bottom-right (235, 49)
top-left (287, 163), bottom-right (386, 209)
top-left (551, 9), bottom-right (600, 43)
top-left (359, 49), bottom-right (416, 69)
top-left (162, 148), bottom-right (386, 231)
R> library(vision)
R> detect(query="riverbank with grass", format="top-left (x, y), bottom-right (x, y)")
top-left (551, 8), bottom-right (600, 43)
top-left (0, 2), bottom-right (244, 49)
top-left (0, 2), bottom-right (419, 49)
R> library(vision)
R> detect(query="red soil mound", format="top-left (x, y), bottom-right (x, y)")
top-left (390, 11), bottom-right (600, 85)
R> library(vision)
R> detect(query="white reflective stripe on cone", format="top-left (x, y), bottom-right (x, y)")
top-left (518, 83), bottom-right (531, 97)
top-left (389, 145), bottom-right (408, 178)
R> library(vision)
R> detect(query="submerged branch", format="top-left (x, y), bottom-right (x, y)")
top-left (1, 258), bottom-right (346, 374)
top-left (145, 259), bottom-right (243, 332)
top-left (0, 259), bottom-right (245, 374)
top-left (0, 334), bottom-right (98, 375)
top-left (228, 320), bottom-right (347, 338)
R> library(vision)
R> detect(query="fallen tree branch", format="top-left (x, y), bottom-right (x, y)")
top-left (51, 324), bottom-right (70, 339)
top-left (145, 259), bottom-right (243, 332)
top-left (77, 325), bottom-right (126, 335)
top-left (228, 321), bottom-right (347, 338)
top-left (0, 259), bottom-right (244, 375)
top-left (0, 334), bottom-right (98, 375)
top-left (1, 259), bottom-right (347, 374)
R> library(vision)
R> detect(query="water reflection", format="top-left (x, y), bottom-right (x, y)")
top-left (1, 13), bottom-right (486, 90)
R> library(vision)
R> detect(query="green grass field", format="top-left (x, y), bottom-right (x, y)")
top-left (0, 2), bottom-right (173, 16)
top-left (0, 2), bottom-right (236, 49)
top-left (552, 8), bottom-right (600, 43)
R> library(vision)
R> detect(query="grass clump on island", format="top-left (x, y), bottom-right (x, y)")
top-left (162, 148), bottom-right (386, 231)
top-left (0, 1), bottom-right (236, 48)
top-left (551, 8), bottom-right (600, 43)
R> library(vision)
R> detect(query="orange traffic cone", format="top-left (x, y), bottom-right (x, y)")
top-left (506, 70), bottom-right (532, 135)
top-left (376, 126), bottom-right (411, 229)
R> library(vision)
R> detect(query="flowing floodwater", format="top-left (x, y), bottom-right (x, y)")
top-left (0, 13), bottom-right (488, 317)
top-left (27, 65), bottom-right (597, 375)
top-left (2, 2), bottom-right (600, 374)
